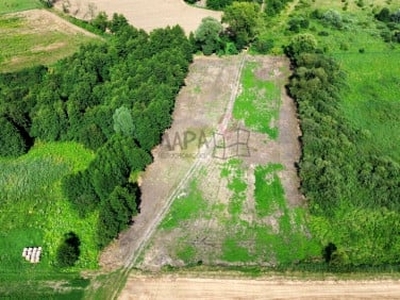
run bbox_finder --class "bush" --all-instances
[0,117,27,157]
[253,37,274,54]
[375,8,391,23]
[285,33,318,60]
[322,9,343,29]
[56,232,81,268]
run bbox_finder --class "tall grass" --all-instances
[0,142,97,280]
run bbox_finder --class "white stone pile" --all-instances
[22,247,42,263]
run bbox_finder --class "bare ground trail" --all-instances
[120,276,400,300]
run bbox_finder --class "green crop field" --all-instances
[0,0,41,14]
[0,11,97,72]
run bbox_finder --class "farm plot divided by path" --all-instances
[54,0,222,34]
[135,56,320,271]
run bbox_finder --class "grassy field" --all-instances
[266,0,400,267]
[233,62,281,139]
[148,158,320,267]
[0,10,97,72]
[0,0,41,14]
[0,142,98,297]
[337,52,400,161]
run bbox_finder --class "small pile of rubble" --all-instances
[22,247,42,263]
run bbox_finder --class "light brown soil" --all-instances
[53,0,222,34]
[9,9,97,37]
[120,276,400,300]
[137,55,306,270]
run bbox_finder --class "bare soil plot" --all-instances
[53,0,222,34]
[0,9,97,72]
[120,275,400,300]
[135,55,317,271]
[98,55,311,298]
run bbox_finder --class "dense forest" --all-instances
[0,14,193,251]
[287,34,400,265]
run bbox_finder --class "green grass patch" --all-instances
[222,238,252,262]
[0,142,97,278]
[233,62,281,139]
[222,159,248,216]
[254,164,285,217]
[0,275,89,299]
[0,0,42,14]
[335,51,400,161]
[160,180,207,230]
[177,244,197,262]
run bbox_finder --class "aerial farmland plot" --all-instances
[128,55,320,271]
[0,9,97,72]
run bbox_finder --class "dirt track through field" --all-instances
[99,55,246,299]
[120,276,400,300]
[54,0,222,34]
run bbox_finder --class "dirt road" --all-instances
[120,276,400,300]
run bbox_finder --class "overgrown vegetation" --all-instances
[0,13,193,295]
[287,28,400,266]
[232,61,280,138]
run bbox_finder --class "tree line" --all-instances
[287,34,400,266]
[0,14,193,252]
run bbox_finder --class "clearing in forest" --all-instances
[127,55,320,271]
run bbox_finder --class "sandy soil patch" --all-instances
[53,0,222,34]
[120,276,400,300]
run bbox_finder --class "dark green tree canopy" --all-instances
[222,2,261,48]
[194,17,224,55]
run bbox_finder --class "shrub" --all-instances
[56,232,81,268]
[253,37,274,54]
[323,9,343,29]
